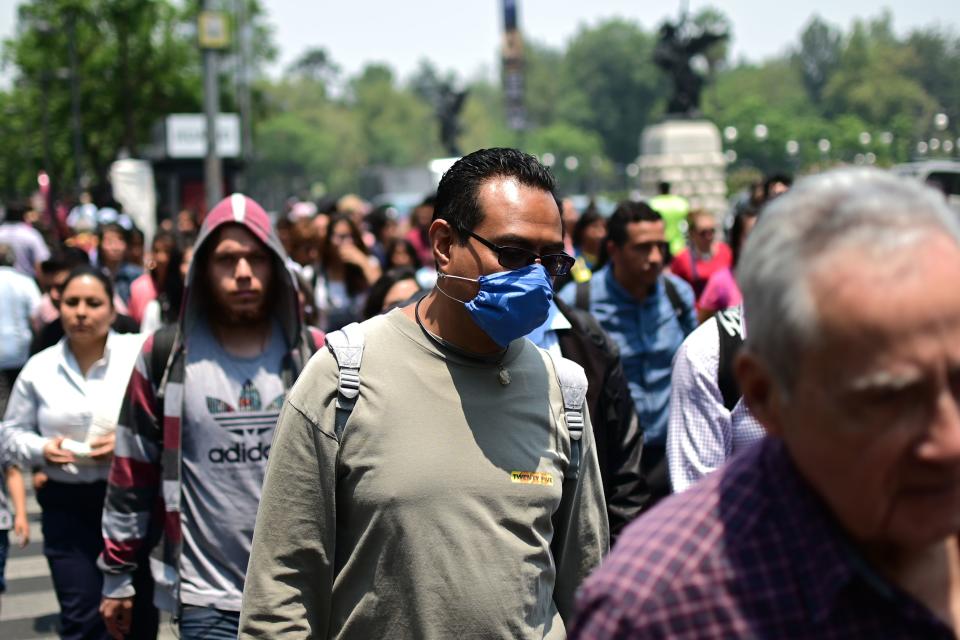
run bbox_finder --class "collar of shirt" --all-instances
[601,265,664,308]
[56,330,118,389]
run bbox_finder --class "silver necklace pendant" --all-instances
[498,366,511,386]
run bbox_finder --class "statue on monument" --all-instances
[653,15,728,117]
[434,81,469,157]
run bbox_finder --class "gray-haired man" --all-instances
[572,169,960,638]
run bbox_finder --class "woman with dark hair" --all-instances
[696,208,760,323]
[312,215,381,331]
[557,207,607,288]
[404,194,436,268]
[383,237,422,270]
[2,266,157,639]
[139,240,190,334]
[362,267,424,320]
[128,231,183,325]
[572,208,606,270]
[96,223,142,307]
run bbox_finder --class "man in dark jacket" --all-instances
[529,297,646,540]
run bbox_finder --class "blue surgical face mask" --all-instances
[437,263,554,347]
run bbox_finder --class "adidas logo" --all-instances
[205,379,285,464]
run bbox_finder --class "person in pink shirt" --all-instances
[698,208,760,323]
[669,209,731,300]
[404,194,437,268]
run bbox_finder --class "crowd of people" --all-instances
[0,146,957,639]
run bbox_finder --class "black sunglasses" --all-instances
[467,230,576,276]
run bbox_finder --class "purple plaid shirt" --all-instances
[570,437,956,639]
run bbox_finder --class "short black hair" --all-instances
[606,200,662,248]
[763,173,793,199]
[98,222,129,244]
[2,200,30,223]
[572,209,604,250]
[363,267,421,320]
[42,247,91,274]
[61,264,115,307]
[657,181,671,195]
[730,208,760,268]
[433,148,557,244]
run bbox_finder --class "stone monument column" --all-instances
[639,120,727,215]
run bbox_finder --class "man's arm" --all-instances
[552,408,610,626]
[239,376,339,638]
[675,276,699,335]
[601,356,646,541]
[2,365,48,466]
[666,325,731,493]
[98,336,165,602]
[6,465,29,547]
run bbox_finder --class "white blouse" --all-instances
[1,331,147,484]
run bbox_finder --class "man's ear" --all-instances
[735,351,786,438]
[605,239,618,261]
[430,219,455,270]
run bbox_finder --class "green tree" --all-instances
[347,64,441,166]
[521,41,565,129]
[821,14,936,128]
[793,16,843,104]
[525,122,610,193]
[903,28,960,142]
[1,0,203,195]
[0,0,274,199]
[559,19,665,164]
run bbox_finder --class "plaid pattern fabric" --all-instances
[666,314,764,493]
[570,437,955,639]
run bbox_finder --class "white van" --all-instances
[892,161,960,212]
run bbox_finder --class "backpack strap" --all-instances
[547,351,589,482]
[662,276,687,323]
[150,325,178,402]
[575,279,591,312]
[715,306,745,412]
[325,322,364,439]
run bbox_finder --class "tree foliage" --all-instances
[1,5,959,203]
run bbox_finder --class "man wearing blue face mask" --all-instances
[239,148,609,639]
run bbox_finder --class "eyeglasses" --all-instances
[466,230,575,276]
[695,227,716,237]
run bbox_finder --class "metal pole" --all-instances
[202,3,224,208]
[236,0,253,167]
[67,11,84,191]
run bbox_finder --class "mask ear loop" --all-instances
[435,271,479,305]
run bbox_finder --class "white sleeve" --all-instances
[2,365,48,466]
[667,321,732,493]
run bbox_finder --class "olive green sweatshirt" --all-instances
[239,309,609,639]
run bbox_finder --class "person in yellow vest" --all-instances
[649,182,690,258]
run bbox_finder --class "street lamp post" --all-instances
[199,6,230,209]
